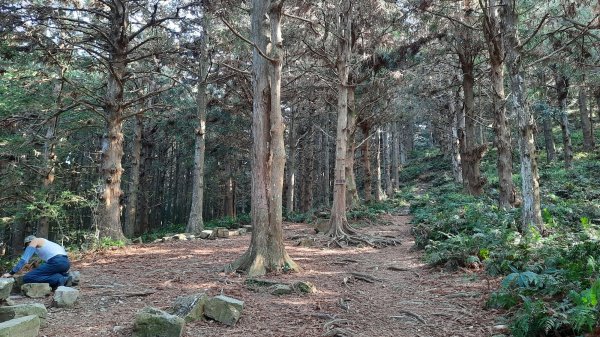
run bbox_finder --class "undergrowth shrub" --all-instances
[404,149,600,336]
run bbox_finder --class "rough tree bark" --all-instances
[482,0,515,208]
[229,0,298,276]
[449,87,463,184]
[501,0,543,232]
[124,109,144,237]
[285,110,296,214]
[360,120,373,203]
[345,87,360,209]
[579,86,594,151]
[187,18,210,234]
[374,127,386,201]
[95,1,130,241]
[555,71,573,169]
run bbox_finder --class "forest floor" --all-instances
[30,215,501,337]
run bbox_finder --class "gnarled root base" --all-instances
[325,220,400,249]
[226,249,300,278]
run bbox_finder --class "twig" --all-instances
[390,310,427,324]
[349,272,383,283]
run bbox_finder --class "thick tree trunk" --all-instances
[224,173,236,218]
[579,87,594,151]
[345,87,359,209]
[501,0,543,232]
[483,1,515,208]
[124,112,143,237]
[459,58,486,195]
[187,27,209,233]
[95,1,128,241]
[230,0,297,276]
[555,72,573,169]
[327,0,355,237]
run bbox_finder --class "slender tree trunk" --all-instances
[483,0,514,208]
[300,125,315,213]
[187,22,209,233]
[450,88,463,184]
[374,127,385,201]
[323,117,331,208]
[391,121,400,190]
[231,0,297,276]
[285,111,296,214]
[360,121,372,203]
[384,124,393,196]
[555,72,573,169]
[224,173,236,218]
[579,86,594,151]
[501,0,543,231]
[96,2,129,241]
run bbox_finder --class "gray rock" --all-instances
[11,276,24,294]
[269,284,293,296]
[68,271,81,286]
[204,295,244,326]
[0,278,14,300]
[237,228,247,235]
[171,292,208,322]
[185,234,196,240]
[53,286,79,307]
[293,281,317,294]
[0,315,40,337]
[153,239,162,243]
[133,307,185,337]
[172,234,187,241]
[0,303,47,324]
[21,283,51,298]
[132,237,143,244]
[161,236,173,242]
[215,227,230,238]
[199,230,214,240]
[242,225,253,232]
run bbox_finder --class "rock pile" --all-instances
[0,271,80,336]
[152,227,250,244]
[133,293,245,337]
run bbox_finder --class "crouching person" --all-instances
[2,235,72,289]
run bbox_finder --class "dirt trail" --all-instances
[32,215,498,337]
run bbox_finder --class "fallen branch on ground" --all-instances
[390,310,427,324]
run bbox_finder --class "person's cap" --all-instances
[23,235,36,244]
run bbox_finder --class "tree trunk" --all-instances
[384,124,393,196]
[224,173,236,218]
[300,124,315,213]
[187,23,209,234]
[374,127,386,201]
[285,110,296,214]
[501,0,543,232]
[95,1,129,241]
[579,86,594,151]
[124,111,143,237]
[345,87,359,209]
[327,0,355,238]
[483,0,515,208]
[360,120,372,203]
[323,117,331,208]
[391,121,400,190]
[450,87,463,184]
[555,72,573,169]
[230,0,297,276]
[459,56,486,195]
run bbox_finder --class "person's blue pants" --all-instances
[23,255,70,288]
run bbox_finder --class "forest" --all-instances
[1,0,599,336]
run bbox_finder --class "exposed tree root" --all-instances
[390,310,427,324]
[349,272,383,283]
[325,217,400,248]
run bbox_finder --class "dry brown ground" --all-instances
[26,215,501,337]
